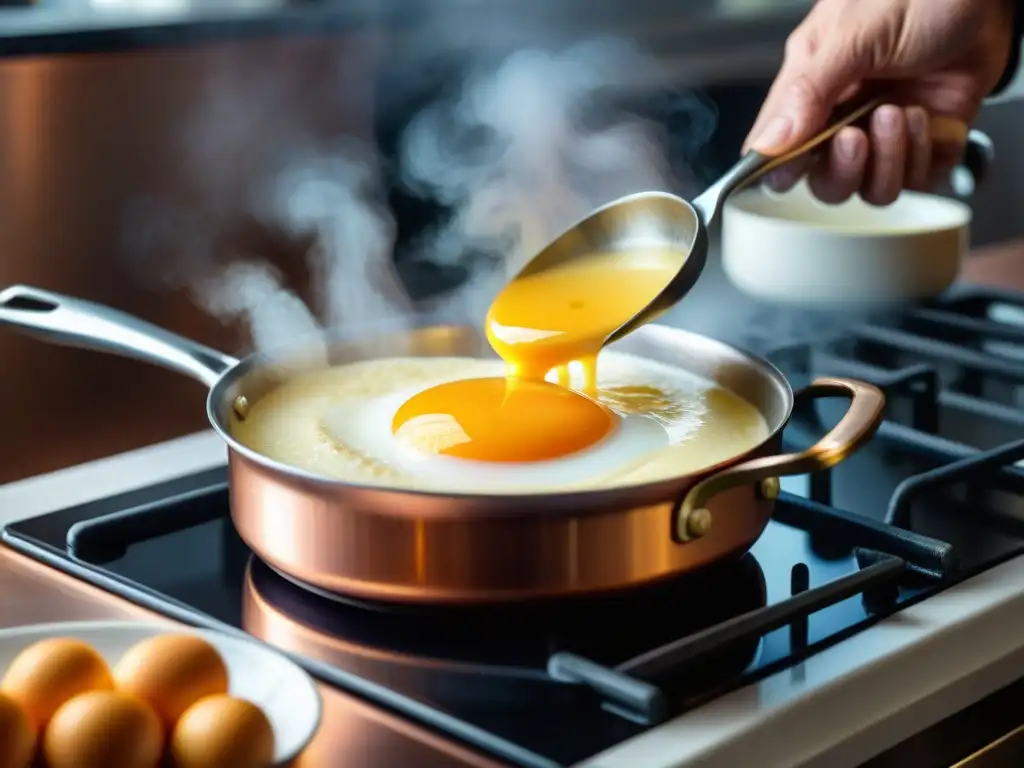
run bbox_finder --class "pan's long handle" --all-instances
[0,285,239,388]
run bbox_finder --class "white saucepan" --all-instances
[722,180,972,307]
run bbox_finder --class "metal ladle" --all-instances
[508,97,884,346]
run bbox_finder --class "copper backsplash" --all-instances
[0,34,378,482]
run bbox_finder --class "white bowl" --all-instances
[0,621,321,766]
[721,180,972,307]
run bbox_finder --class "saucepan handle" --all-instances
[673,377,885,542]
[0,284,238,388]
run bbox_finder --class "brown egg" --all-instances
[0,691,35,768]
[170,694,275,768]
[0,638,114,731]
[43,690,163,768]
[114,634,229,728]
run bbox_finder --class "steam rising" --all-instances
[396,40,694,325]
[265,146,412,330]
[198,263,326,363]
[125,36,860,360]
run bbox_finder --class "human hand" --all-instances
[744,0,1016,205]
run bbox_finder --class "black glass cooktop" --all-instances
[7,286,1024,767]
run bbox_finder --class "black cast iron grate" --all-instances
[542,287,1024,725]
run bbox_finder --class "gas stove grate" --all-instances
[546,491,941,725]
[541,286,1024,726]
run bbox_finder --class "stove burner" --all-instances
[244,554,767,720]
[248,552,767,664]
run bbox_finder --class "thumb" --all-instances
[747,39,871,156]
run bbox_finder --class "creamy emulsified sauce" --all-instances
[230,352,771,493]
[231,246,771,494]
[389,249,684,465]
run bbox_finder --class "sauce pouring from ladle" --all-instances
[484,96,885,392]
[390,99,883,465]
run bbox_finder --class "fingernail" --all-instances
[875,106,900,136]
[835,131,860,163]
[907,107,928,138]
[753,116,794,153]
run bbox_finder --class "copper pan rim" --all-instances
[219,430,783,521]
[0,284,794,506]
[205,319,797,510]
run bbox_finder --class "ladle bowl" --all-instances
[503,190,705,347]
[504,97,884,343]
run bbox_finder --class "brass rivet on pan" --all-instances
[686,507,713,539]
[759,477,781,501]
[233,396,250,421]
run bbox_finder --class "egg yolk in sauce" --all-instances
[392,249,679,463]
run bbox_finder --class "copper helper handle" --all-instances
[674,377,886,542]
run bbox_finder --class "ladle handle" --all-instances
[746,97,886,184]
[0,285,238,388]
[692,97,883,223]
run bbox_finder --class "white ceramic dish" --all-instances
[721,180,972,307]
[0,620,321,765]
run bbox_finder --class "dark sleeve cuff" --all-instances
[991,0,1024,96]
